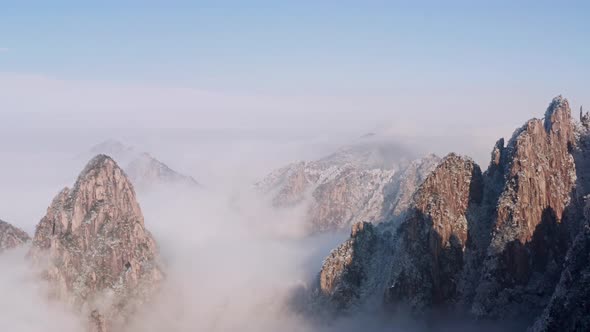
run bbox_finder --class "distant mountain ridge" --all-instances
[88,140,200,191]
[257,137,440,233]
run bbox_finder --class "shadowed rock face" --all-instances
[318,222,380,310]
[529,222,590,332]
[316,154,482,312]
[313,96,590,330]
[0,219,30,251]
[386,154,484,311]
[29,154,163,332]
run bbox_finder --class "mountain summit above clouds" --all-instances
[88,140,200,191]
[257,137,440,233]
[312,96,590,331]
[29,154,163,332]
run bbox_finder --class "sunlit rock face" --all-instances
[527,105,590,332]
[0,219,30,251]
[313,96,590,330]
[472,96,577,319]
[29,155,163,332]
[258,139,440,233]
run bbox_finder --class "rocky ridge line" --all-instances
[313,96,590,330]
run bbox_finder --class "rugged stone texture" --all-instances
[257,142,439,233]
[313,96,590,330]
[30,155,163,332]
[472,96,577,319]
[384,154,442,219]
[308,167,398,232]
[314,154,482,313]
[318,222,380,310]
[0,219,30,251]
[385,154,484,311]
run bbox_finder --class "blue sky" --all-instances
[0,0,588,162]
[2,1,588,95]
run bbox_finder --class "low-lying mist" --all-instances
[0,130,516,332]
[0,247,83,331]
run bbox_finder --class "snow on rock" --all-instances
[311,96,590,331]
[29,155,163,332]
[257,139,440,233]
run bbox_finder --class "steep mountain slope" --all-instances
[29,155,163,332]
[0,219,30,251]
[89,140,199,192]
[472,95,577,319]
[529,222,590,331]
[312,96,590,330]
[257,139,440,233]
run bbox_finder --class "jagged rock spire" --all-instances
[313,96,589,330]
[30,154,163,332]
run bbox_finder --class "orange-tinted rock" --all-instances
[473,96,577,318]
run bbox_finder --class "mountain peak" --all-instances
[79,154,118,174]
[544,95,572,133]
[30,155,162,331]
[87,142,200,191]
[312,96,586,328]
[0,219,30,251]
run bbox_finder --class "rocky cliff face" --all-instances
[385,154,484,311]
[313,96,590,330]
[472,96,577,319]
[257,140,439,233]
[0,219,30,251]
[316,154,485,312]
[318,222,379,309]
[29,155,163,332]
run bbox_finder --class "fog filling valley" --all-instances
[0,124,527,332]
[0,130,390,331]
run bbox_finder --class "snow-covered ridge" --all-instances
[257,138,440,233]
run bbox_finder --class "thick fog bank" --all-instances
[0,130,524,332]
